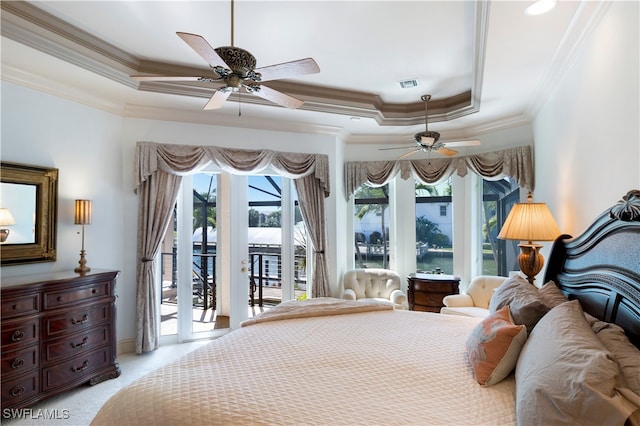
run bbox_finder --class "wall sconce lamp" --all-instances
[0,208,16,243]
[74,199,92,274]
[498,193,561,284]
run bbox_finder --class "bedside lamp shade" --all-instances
[74,200,92,225]
[498,193,561,284]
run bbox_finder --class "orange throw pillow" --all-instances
[466,305,527,386]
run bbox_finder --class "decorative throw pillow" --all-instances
[538,280,569,307]
[466,305,527,387]
[489,274,550,334]
[515,300,636,426]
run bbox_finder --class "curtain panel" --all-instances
[344,145,533,197]
[134,141,331,353]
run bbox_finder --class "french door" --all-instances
[159,171,303,343]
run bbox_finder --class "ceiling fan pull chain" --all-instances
[238,90,242,117]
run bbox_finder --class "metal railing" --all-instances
[161,250,307,310]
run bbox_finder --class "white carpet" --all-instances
[1,341,210,426]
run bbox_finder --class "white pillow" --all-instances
[515,300,637,426]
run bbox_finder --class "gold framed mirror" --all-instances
[1,162,58,265]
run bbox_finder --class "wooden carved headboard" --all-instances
[543,190,640,348]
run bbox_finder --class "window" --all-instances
[481,178,520,275]
[353,184,390,269]
[415,180,453,274]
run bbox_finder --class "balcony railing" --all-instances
[161,250,307,310]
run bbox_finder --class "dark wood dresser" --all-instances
[407,273,460,312]
[1,269,120,410]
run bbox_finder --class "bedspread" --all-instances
[91,299,516,426]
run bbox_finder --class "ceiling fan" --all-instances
[380,94,480,159]
[130,0,319,110]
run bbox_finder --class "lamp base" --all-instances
[517,243,544,285]
[74,249,91,274]
[0,228,9,243]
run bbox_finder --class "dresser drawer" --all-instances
[42,303,110,339]
[1,294,39,319]
[411,280,456,293]
[413,291,447,307]
[43,326,109,363]
[1,319,39,349]
[1,370,39,407]
[43,281,111,310]
[41,346,111,391]
[1,344,39,378]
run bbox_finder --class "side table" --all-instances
[407,273,460,312]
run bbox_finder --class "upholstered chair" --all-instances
[342,268,407,309]
[440,275,507,317]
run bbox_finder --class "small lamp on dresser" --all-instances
[0,208,16,243]
[74,199,92,273]
[497,193,561,285]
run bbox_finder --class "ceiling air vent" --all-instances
[398,79,419,89]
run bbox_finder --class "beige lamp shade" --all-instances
[74,200,92,225]
[0,208,16,226]
[498,195,561,243]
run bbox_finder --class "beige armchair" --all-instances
[440,275,507,317]
[342,268,407,309]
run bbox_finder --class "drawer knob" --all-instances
[71,360,89,373]
[57,296,65,302]
[12,304,22,311]
[11,358,25,369]
[10,385,25,397]
[70,337,89,349]
[71,314,89,325]
[92,288,99,294]
[11,330,25,342]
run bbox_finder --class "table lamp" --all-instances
[0,208,16,243]
[498,193,561,284]
[74,199,92,273]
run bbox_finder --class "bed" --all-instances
[92,191,640,426]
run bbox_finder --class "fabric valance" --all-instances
[344,145,533,197]
[134,141,331,197]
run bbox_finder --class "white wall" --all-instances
[533,1,639,237]
[1,82,124,277]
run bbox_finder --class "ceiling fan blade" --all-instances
[203,90,231,110]
[130,75,204,82]
[443,139,481,147]
[399,149,421,159]
[437,147,458,157]
[252,85,304,109]
[255,58,320,82]
[176,32,227,68]
[379,145,420,151]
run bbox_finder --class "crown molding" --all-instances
[1,0,489,126]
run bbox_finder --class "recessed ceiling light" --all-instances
[525,0,557,16]
[398,79,419,89]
